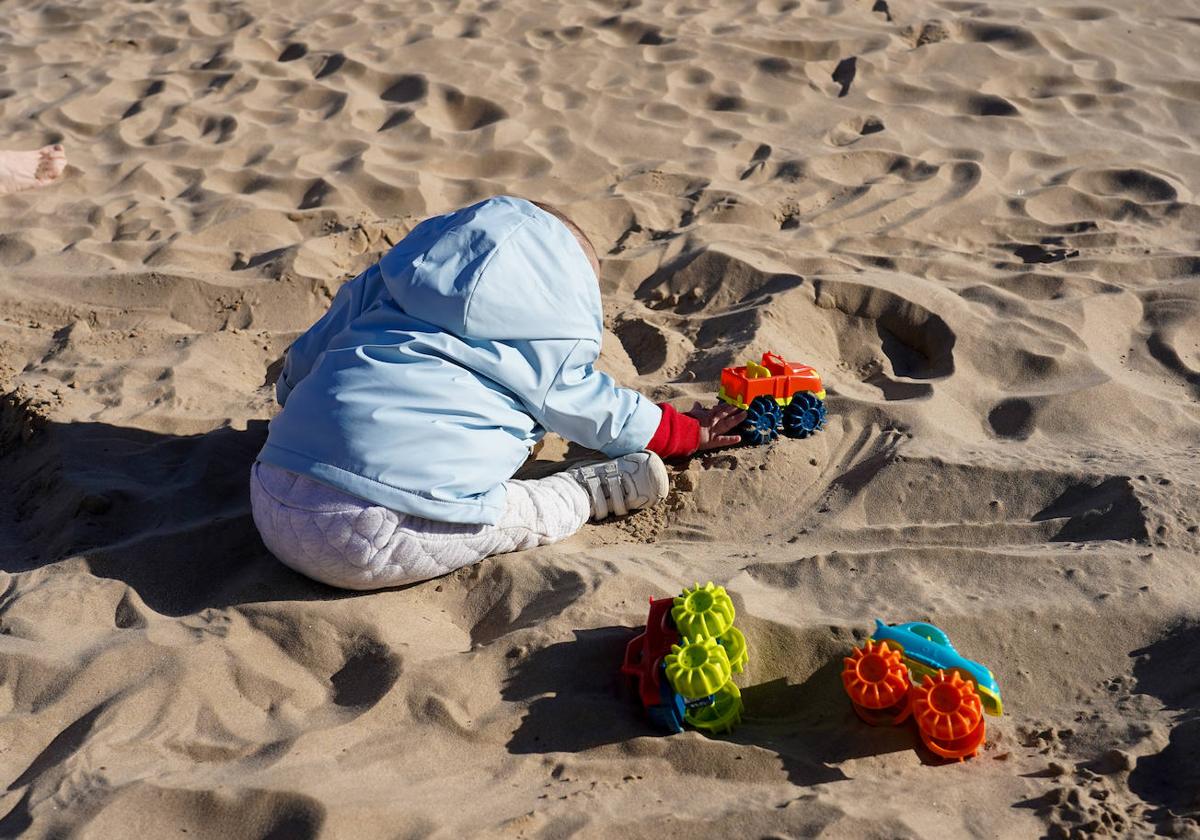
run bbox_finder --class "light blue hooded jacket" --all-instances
[258,196,662,525]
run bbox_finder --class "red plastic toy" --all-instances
[717,351,827,444]
[621,584,748,735]
[621,596,686,732]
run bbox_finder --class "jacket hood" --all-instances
[378,196,602,343]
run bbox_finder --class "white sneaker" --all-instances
[566,451,670,521]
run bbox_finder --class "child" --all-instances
[250,196,745,590]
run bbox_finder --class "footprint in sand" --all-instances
[0,144,67,195]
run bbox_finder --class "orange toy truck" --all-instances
[717,351,826,444]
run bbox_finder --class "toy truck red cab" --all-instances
[620,597,686,732]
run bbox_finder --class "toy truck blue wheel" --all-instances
[782,392,825,439]
[739,396,782,445]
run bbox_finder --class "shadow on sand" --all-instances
[1128,622,1200,823]
[0,410,349,614]
[0,402,592,614]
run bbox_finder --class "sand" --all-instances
[2,0,1199,836]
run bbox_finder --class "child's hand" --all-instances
[685,402,747,451]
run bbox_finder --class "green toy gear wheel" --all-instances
[684,681,743,734]
[664,635,733,700]
[672,581,736,640]
[716,626,748,674]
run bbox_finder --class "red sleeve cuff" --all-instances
[646,403,701,459]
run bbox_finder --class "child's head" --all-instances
[528,200,600,279]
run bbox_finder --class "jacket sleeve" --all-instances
[277,266,380,406]
[531,340,662,457]
[646,403,701,459]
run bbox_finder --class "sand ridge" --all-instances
[2,0,1200,836]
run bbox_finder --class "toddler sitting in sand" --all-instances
[251,196,745,590]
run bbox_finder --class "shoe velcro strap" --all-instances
[585,475,608,520]
[606,474,627,517]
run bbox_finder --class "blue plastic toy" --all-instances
[870,620,1003,716]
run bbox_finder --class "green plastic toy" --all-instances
[672,581,735,638]
[717,625,748,673]
[659,581,749,733]
[665,635,732,699]
[685,682,743,734]
[623,581,750,735]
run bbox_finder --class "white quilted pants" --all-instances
[249,460,590,590]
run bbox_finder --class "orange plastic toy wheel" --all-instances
[842,640,912,726]
[911,671,986,760]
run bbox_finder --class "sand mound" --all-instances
[3,0,1200,836]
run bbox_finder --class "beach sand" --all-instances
[2,0,1199,836]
